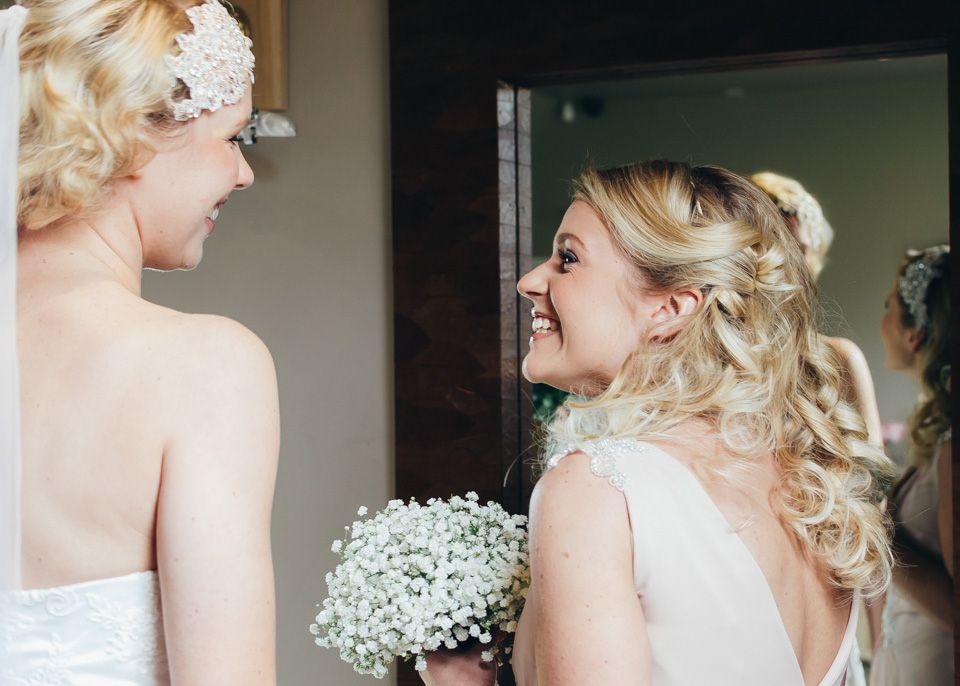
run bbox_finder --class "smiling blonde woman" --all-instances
[422,160,893,686]
[0,2,278,683]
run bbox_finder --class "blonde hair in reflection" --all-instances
[751,171,834,279]
[17,0,204,231]
[547,161,893,597]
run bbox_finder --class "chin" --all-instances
[174,245,205,271]
[180,254,203,271]
[521,355,550,386]
[521,360,569,393]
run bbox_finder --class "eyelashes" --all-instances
[557,248,578,270]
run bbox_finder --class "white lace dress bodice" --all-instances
[0,570,170,685]
[512,438,859,686]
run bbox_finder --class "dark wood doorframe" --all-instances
[496,84,534,516]
[390,4,959,684]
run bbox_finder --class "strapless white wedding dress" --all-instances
[0,570,170,685]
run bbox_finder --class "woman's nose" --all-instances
[235,149,255,189]
[517,260,549,300]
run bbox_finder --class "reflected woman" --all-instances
[870,245,952,686]
[423,161,893,686]
[1,1,279,683]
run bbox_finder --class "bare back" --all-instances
[654,436,850,684]
[19,240,206,588]
[16,224,281,682]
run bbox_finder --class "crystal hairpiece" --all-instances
[165,0,255,122]
[898,245,949,330]
[771,190,826,251]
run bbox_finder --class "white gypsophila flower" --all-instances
[311,492,531,678]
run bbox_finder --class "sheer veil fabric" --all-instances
[0,3,26,593]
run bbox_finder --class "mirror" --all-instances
[523,54,948,677]
[389,4,956,684]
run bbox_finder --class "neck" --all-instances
[19,200,145,297]
[902,360,924,383]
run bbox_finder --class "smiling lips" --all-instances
[207,197,229,223]
[531,309,559,341]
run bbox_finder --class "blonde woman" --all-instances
[0,1,278,683]
[870,246,951,686]
[423,161,893,686]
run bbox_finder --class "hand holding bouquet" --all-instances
[310,492,530,678]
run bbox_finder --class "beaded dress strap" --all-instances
[545,438,647,491]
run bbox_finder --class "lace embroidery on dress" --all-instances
[546,437,646,491]
[87,580,165,674]
[0,572,169,685]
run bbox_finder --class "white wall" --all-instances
[144,0,394,683]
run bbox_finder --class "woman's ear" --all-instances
[908,328,927,353]
[670,287,703,318]
[649,286,703,339]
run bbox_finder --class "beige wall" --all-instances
[144,0,394,683]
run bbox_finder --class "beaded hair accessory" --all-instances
[898,244,949,330]
[770,189,826,251]
[165,0,255,121]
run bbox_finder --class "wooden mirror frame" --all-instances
[390,3,958,683]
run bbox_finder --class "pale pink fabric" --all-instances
[513,439,858,686]
[870,440,953,686]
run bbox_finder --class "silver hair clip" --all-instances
[898,245,949,330]
[165,0,255,122]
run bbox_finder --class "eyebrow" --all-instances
[554,232,584,250]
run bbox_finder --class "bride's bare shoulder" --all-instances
[141,307,275,390]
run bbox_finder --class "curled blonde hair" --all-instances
[547,161,892,597]
[17,0,204,231]
[897,247,951,466]
[751,171,834,279]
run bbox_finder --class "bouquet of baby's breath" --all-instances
[310,492,530,678]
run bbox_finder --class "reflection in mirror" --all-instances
[530,55,947,466]
[526,55,948,679]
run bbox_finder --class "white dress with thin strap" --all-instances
[512,438,859,686]
[869,438,953,686]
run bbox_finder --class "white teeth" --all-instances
[531,316,559,333]
[208,207,220,221]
